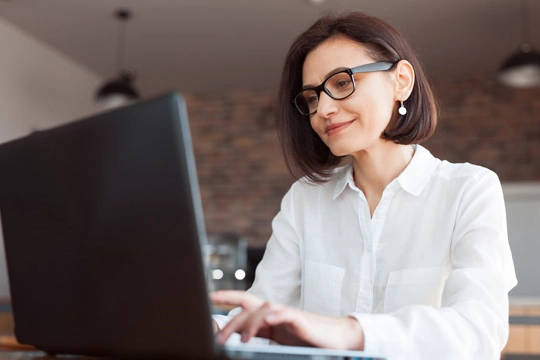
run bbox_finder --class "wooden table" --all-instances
[0,349,112,360]
[0,350,62,360]
[0,337,102,360]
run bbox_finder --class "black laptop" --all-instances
[0,93,384,360]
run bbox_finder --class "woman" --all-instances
[211,11,517,360]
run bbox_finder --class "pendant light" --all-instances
[498,0,540,88]
[95,9,140,108]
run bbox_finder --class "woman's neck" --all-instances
[351,143,415,216]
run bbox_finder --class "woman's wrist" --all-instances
[344,316,364,350]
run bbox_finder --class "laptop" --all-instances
[0,92,384,360]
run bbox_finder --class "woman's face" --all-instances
[302,36,397,157]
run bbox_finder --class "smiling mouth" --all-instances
[326,120,354,135]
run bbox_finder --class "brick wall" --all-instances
[185,74,540,247]
[426,75,540,180]
[186,92,293,248]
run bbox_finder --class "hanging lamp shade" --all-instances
[498,0,540,88]
[95,9,140,107]
[96,70,139,107]
[498,43,540,88]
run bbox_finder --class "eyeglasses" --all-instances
[292,61,397,116]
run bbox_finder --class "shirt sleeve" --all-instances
[212,184,303,329]
[246,185,303,305]
[351,170,518,360]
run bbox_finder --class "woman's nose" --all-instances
[316,91,339,118]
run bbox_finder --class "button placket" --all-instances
[355,192,374,312]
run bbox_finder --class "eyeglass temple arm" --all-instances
[351,61,397,74]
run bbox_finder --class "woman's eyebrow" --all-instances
[302,66,350,90]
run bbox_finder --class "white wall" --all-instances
[503,183,540,304]
[0,17,103,300]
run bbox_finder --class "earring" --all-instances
[398,100,407,115]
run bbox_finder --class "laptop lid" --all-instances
[0,92,218,359]
[0,92,386,360]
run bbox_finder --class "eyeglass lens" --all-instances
[295,71,354,115]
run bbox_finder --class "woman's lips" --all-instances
[325,120,354,135]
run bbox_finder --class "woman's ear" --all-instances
[393,60,415,101]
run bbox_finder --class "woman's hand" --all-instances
[209,290,364,350]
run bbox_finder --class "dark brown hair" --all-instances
[276,11,438,183]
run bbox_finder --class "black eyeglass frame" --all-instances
[292,61,398,116]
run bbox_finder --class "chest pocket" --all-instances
[302,260,345,316]
[384,265,450,313]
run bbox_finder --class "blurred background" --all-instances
[0,0,539,323]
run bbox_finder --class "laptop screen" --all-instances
[0,92,218,358]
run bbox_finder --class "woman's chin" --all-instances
[328,145,354,158]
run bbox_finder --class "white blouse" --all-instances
[216,144,517,360]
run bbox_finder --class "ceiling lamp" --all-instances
[498,0,540,88]
[95,9,140,108]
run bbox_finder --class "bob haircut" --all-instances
[276,11,438,183]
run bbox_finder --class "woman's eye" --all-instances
[306,94,318,104]
[335,79,351,89]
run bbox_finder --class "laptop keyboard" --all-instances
[224,347,384,360]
